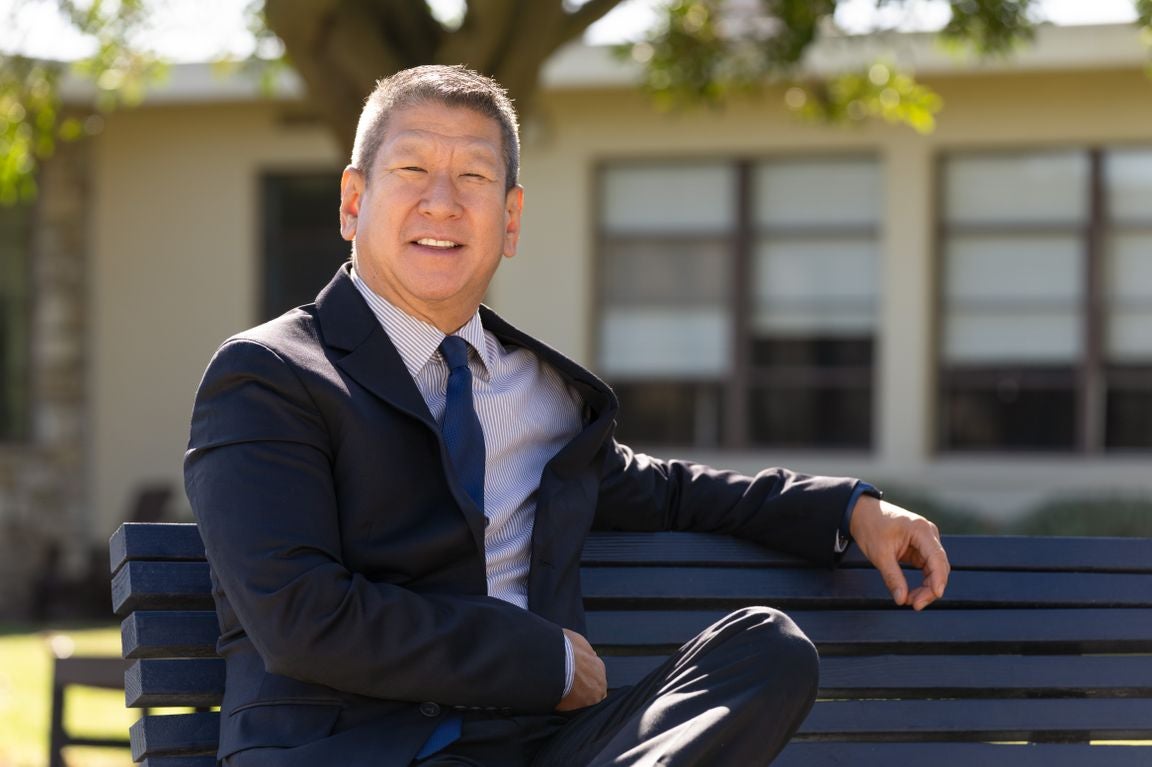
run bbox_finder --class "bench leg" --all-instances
[48,676,67,767]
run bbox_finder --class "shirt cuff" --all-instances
[562,632,575,698]
[836,481,882,553]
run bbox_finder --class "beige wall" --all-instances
[89,66,1152,537]
[90,103,339,536]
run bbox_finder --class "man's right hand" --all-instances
[556,629,607,711]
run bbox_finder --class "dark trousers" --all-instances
[417,606,819,767]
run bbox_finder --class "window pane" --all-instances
[754,158,881,227]
[940,375,1077,450]
[1106,233,1152,302]
[613,382,723,446]
[943,235,1081,302]
[751,338,873,368]
[263,172,348,320]
[599,308,729,377]
[752,239,877,334]
[944,310,1081,363]
[602,164,734,233]
[944,152,1088,225]
[1108,309,1152,360]
[601,238,729,306]
[749,384,871,448]
[1106,149,1152,223]
[1106,369,1152,449]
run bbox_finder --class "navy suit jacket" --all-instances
[185,264,857,766]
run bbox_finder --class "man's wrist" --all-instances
[837,482,882,552]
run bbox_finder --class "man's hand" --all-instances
[556,629,607,711]
[850,495,950,611]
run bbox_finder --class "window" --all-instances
[597,157,882,449]
[262,172,349,320]
[938,149,1152,452]
[0,200,31,441]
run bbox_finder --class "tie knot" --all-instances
[439,335,471,371]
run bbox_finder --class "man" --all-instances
[186,64,949,767]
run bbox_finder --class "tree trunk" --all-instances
[262,0,622,160]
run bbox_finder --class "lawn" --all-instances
[0,624,135,767]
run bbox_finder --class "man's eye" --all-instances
[400,166,425,173]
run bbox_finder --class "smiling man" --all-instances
[185,65,949,767]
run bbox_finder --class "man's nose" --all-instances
[419,172,462,217]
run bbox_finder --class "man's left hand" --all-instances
[849,496,950,611]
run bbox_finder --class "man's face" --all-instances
[339,101,523,332]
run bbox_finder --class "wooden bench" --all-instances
[47,655,133,767]
[110,521,1152,766]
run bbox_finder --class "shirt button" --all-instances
[419,702,441,717]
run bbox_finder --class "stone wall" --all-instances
[0,137,92,619]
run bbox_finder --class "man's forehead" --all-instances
[384,127,500,156]
[381,105,503,156]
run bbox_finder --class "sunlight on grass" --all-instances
[0,624,135,767]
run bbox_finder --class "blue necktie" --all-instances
[414,336,481,760]
[438,335,485,513]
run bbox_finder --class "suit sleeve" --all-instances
[593,439,858,567]
[185,338,566,711]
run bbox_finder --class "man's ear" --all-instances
[339,166,364,241]
[503,184,524,259]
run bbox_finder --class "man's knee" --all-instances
[712,607,819,699]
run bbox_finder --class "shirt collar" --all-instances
[350,266,493,382]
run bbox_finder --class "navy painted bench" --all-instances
[110,522,1152,765]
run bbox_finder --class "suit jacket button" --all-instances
[419,702,441,717]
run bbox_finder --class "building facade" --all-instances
[1,23,1150,613]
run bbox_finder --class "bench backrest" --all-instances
[110,522,1152,766]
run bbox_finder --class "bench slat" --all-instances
[587,608,1152,653]
[112,561,214,616]
[581,567,1152,608]
[126,659,224,708]
[122,611,220,659]
[130,712,220,761]
[602,654,1152,697]
[141,758,217,767]
[581,532,1152,573]
[114,525,1152,575]
[797,697,1152,740]
[775,742,1152,767]
[110,523,207,574]
[124,654,1152,709]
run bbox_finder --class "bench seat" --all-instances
[110,522,1152,766]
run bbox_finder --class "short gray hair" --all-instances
[350,65,520,190]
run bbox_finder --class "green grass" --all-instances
[0,624,136,767]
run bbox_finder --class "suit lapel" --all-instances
[314,266,487,549]
[315,265,435,428]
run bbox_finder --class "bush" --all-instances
[1010,497,1152,537]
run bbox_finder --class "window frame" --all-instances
[594,153,882,451]
[935,146,1152,454]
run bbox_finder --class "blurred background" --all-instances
[1,0,1151,764]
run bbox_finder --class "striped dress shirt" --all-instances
[351,268,584,692]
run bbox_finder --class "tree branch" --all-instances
[558,0,622,45]
[438,0,518,70]
[377,0,444,64]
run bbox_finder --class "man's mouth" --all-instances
[415,238,461,249]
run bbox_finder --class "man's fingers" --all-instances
[876,556,910,606]
[904,528,950,610]
[910,527,950,600]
